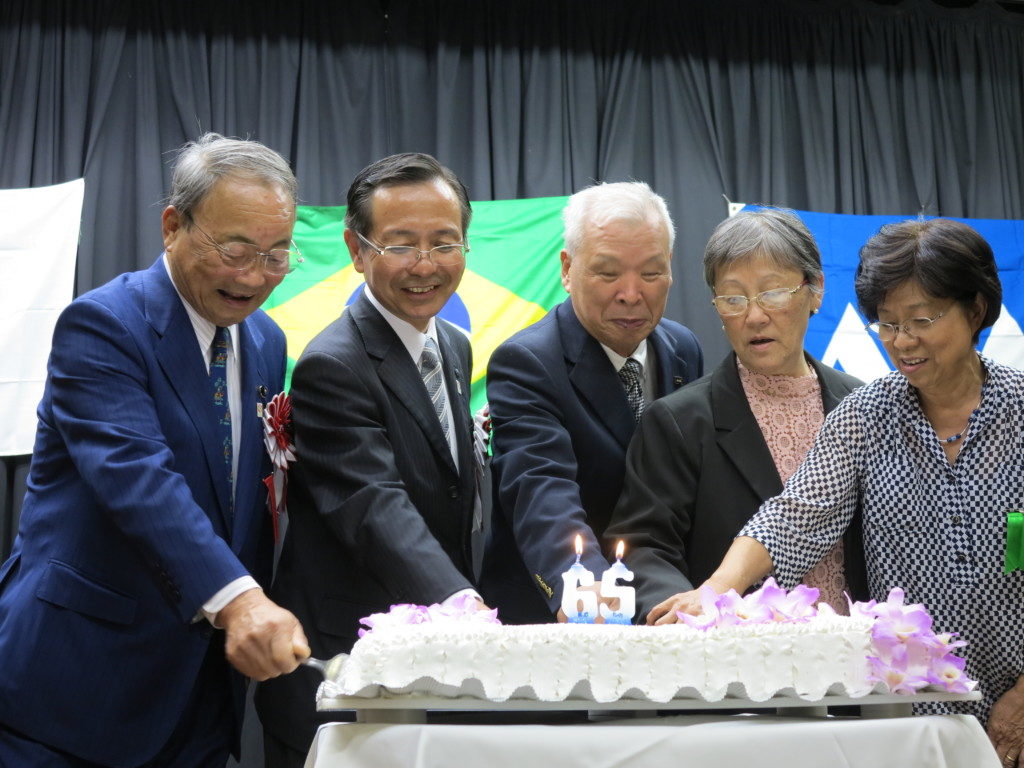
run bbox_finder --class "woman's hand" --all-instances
[646,589,706,625]
[989,676,1024,767]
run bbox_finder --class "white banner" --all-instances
[0,179,84,456]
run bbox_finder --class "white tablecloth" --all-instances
[305,713,999,768]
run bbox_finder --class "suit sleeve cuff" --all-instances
[198,576,261,627]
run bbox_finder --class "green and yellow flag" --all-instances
[263,196,570,411]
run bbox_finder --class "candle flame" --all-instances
[615,540,624,560]
[574,534,583,557]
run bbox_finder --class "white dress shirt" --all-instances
[163,256,259,623]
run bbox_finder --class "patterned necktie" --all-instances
[419,337,452,441]
[210,326,233,499]
[619,357,645,422]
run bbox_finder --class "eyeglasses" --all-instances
[865,305,952,342]
[355,231,468,268]
[191,223,303,276]
[712,282,809,317]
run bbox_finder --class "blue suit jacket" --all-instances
[480,298,703,623]
[0,259,285,766]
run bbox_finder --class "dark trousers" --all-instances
[262,731,308,768]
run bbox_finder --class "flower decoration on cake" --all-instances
[262,391,296,542]
[358,593,501,638]
[860,587,973,695]
[676,579,974,695]
[677,578,821,629]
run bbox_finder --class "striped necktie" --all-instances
[210,326,233,502]
[419,337,451,441]
[618,357,645,422]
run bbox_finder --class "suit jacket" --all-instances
[0,259,284,767]
[604,351,868,620]
[255,291,477,753]
[479,298,703,623]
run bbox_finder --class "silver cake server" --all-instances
[302,653,348,682]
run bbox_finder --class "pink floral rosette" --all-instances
[358,593,501,638]
[676,578,975,696]
[262,391,296,542]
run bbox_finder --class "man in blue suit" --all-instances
[480,182,704,624]
[0,133,308,767]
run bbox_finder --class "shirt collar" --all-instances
[600,338,649,373]
[363,286,439,361]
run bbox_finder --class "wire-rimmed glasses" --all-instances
[191,223,303,276]
[354,231,468,268]
[712,282,810,317]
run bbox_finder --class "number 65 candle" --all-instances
[560,534,598,623]
[599,541,635,624]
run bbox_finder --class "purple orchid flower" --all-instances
[928,654,972,693]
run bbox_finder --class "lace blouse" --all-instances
[738,360,848,613]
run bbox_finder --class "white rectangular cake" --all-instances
[325,616,878,704]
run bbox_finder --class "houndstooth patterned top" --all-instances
[741,355,1024,723]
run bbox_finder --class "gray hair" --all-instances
[703,208,823,291]
[168,132,297,225]
[562,182,675,256]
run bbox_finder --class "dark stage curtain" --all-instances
[4,1,1024,763]
[4,0,1024,555]
[4,0,1024,338]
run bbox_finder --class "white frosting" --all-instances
[328,616,881,703]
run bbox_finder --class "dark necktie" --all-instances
[619,357,645,422]
[210,326,233,500]
[419,337,451,441]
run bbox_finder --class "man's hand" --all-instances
[216,588,309,681]
[989,676,1024,767]
[646,589,704,625]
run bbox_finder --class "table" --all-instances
[318,689,980,722]
[304,712,1000,768]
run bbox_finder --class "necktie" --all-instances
[210,326,233,500]
[619,357,645,422]
[419,337,451,441]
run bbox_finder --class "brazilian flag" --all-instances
[264,196,570,411]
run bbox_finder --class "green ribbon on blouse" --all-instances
[1005,511,1024,574]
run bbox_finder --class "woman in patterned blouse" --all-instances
[675,218,1024,763]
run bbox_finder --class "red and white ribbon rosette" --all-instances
[262,391,296,542]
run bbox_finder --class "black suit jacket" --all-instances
[480,299,703,623]
[255,292,476,753]
[604,352,868,621]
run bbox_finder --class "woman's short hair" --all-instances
[702,207,823,291]
[169,133,297,225]
[855,218,1002,342]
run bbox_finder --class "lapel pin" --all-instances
[673,376,684,387]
